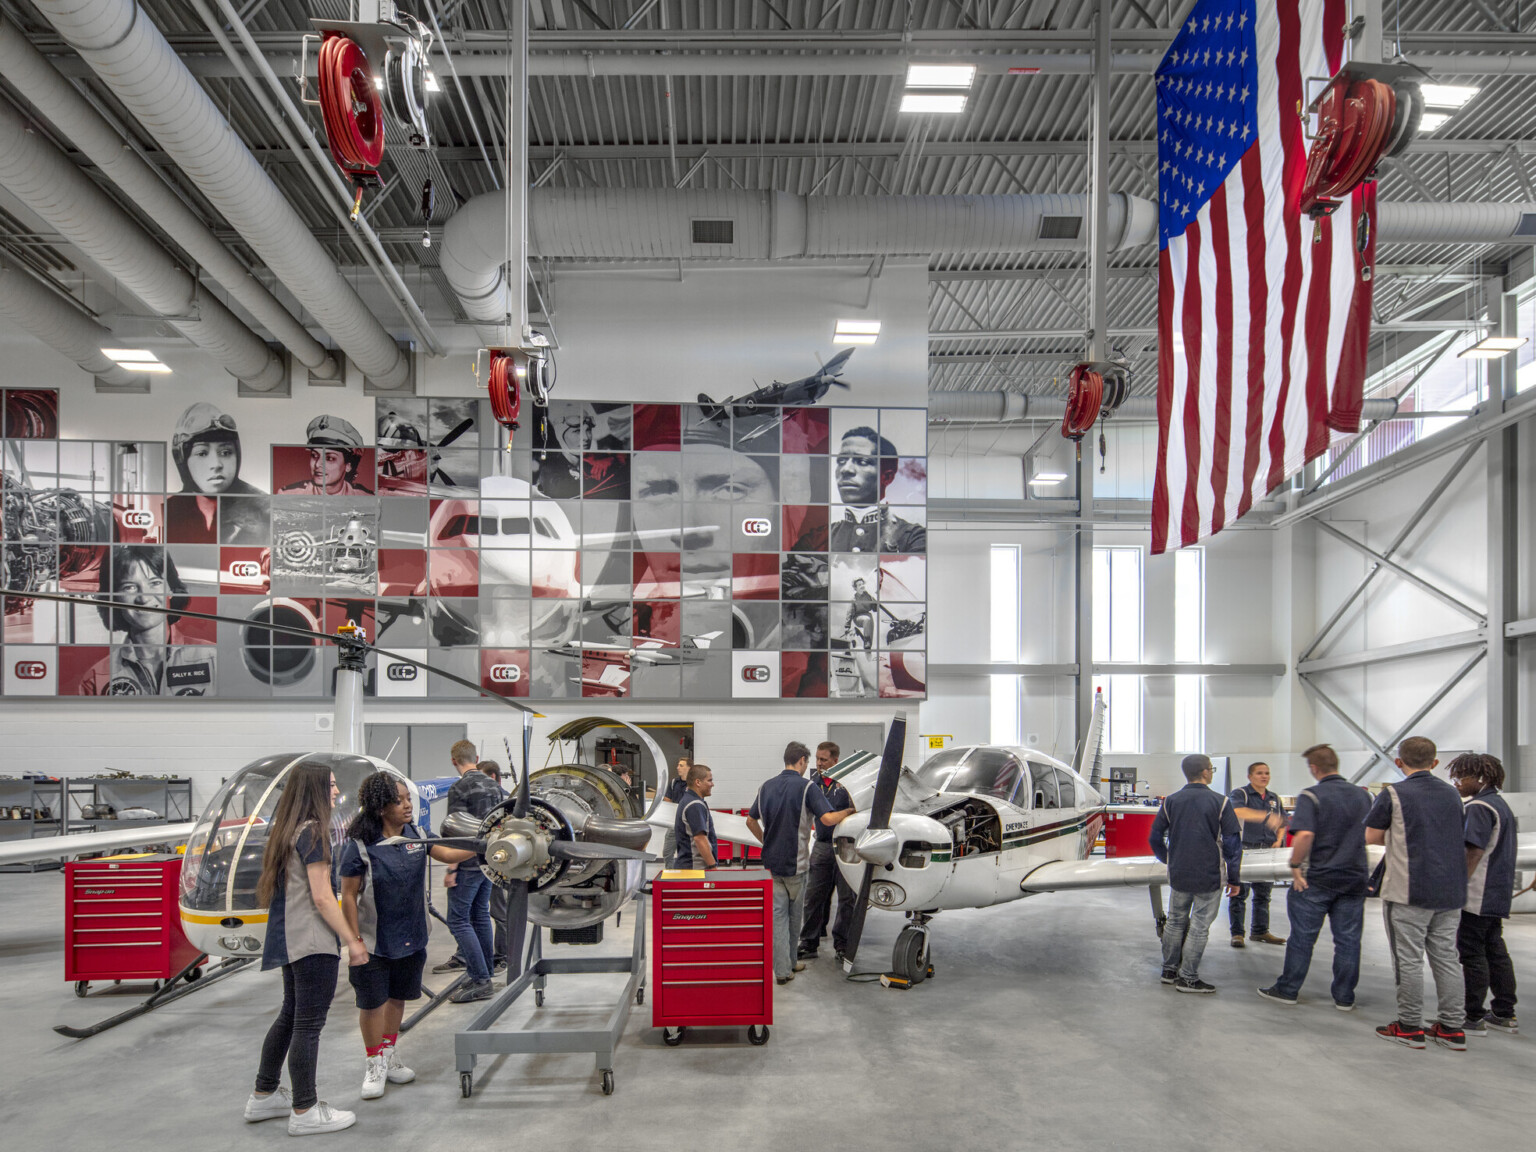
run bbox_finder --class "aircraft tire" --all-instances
[893,927,929,985]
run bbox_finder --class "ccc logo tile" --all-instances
[14,661,49,680]
[741,518,772,536]
[740,664,770,682]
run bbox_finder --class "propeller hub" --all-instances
[854,827,900,868]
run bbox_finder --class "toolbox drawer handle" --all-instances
[73,927,166,935]
[658,924,762,931]
[659,942,760,949]
[662,961,761,968]
[72,942,160,948]
[659,979,763,986]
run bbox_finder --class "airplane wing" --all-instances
[1019,846,1388,893]
[645,800,761,850]
[0,822,198,867]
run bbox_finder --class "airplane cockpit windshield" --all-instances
[179,752,383,914]
[915,747,1030,806]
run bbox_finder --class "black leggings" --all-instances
[254,953,339,1110]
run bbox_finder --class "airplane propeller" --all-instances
[838,712,908,968]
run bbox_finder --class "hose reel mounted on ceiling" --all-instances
[1300,62,1423,219]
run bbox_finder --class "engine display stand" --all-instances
[454,892,646,1098]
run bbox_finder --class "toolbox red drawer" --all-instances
[658,958,766,982]
[656,924,765,947]
[658,979,765,1019]
[65,856,203,985]
[652,871,773,1033]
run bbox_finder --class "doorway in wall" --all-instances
[365,723,467,779]
[827,722,886,760]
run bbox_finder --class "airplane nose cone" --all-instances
[854,827,899,867]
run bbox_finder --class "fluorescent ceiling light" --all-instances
[906,64,976,89]
[101,348,157,362]
[1460,335,1528,359]
[128,362,173,373]
[1420,84,1479,109]
[1028,471,1067,485]
[900,93,967,114]
[424,70,440,93]
[1418,111,1452,133]
[833,333,879,345]
[835,319,882,336]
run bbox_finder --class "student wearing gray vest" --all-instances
[1365,736,1468,1050]
[1450,753,1519,1036]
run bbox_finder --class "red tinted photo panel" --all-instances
[732,553,779,600]
[633,404,681,451]
[782,407,829,454]
[480,648,530,697]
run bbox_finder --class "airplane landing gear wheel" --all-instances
[459,1072,473,1098]
[748,1024,770,1045]
[893,927,929,985]
[663,1026,685,1046]
[601,1069,615,1095]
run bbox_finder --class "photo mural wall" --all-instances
[1,384,926,701]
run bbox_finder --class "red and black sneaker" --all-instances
[1376,1021,1426,1049]
[1429,1023,1466,1051]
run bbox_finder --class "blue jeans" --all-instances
[1228,881,1273,937]
[1161,888,1222,980]
[1272,884,1364,1004]
[446,867,495,983]
[771,873,807,981]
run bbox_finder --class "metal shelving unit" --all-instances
[65,778,193,836]
[0,776,67,872]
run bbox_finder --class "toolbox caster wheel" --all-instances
[74,981,88,998]
[635,987,644,1006]
[663,1026,685,1046]
[460,1072,473,1099]
[535,989,545,1007]
[185,967,201,983]
[601,1069,615,1096]
[748,1025,770,1045]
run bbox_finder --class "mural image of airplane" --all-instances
[696,347,854,433]
[552,629,725,666]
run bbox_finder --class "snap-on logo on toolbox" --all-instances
[14,661,47,680]
[489,663,522,683]
[740,664,770,682]
[671,914,707,921]
[83,889,114,895]
[386,663,418,682]
[122,509,155,528]
[228,560,262,578]
[741,517,771,537]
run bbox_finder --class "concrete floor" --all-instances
[2,871,1532,1151]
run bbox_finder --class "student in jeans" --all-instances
[661,757,691,868]
[1365,736,1468,1050]
[1227,761,1289,948]
[443,739,505,1004]
[746,741,856,984]
[1148,754,1243,994]
[1449,753,1519,1036]
[1257,744,1372,1009]
[339,772,476,1100]
[244,764,368,1137]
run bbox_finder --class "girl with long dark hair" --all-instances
[244,763,368,1136]
[338,771,476,1100]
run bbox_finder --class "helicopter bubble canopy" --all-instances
[179,751,415,958]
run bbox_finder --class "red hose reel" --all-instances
[1300,70,1422,218]
[1061,363,1105,442]
[317,33,385,215]
[487,350,523,432]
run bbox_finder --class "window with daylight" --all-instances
[990,544,1021,662]
[990,674,1021,746]
[1174,548,1205,753]
[1092,546,1143,753]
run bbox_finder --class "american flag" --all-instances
[1150,0,1374,554]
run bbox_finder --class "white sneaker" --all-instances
[244,1087,292,1122]
[384,1045,415,1084]
[287,1102,356,1136]
[361,1054,388,1100]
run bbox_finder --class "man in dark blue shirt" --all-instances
[1365,735,1468,1049]
[1450,753,1519,1035]
[442,740,504,1003]
[798,741,857,962]
[747,741,856,984]
[672,764,719,870]
[1149,754,1242,994]
[660,757,691,867]
[1227,762,1289,948]
[1258,744,1371,1009]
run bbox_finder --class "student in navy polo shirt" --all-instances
[1227,761,1289,948]
[799,741,858,963]
[1365,736,1468,1050]
[746,740,857,984]
[339,772,476,1101]
[661,757,692,867]
[1450,753,1519,1035]
[672,763,719,870]
[1148,754,1243,994]
[1257,744,1372,1010]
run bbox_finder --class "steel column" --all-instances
[1486,291,1520,783]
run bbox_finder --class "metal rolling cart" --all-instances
[0,776,65,872]
[454,895,647,1099]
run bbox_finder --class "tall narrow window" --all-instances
[990,545,1022,745]
[1092,545,1143,753]
[1174,548,1205,752]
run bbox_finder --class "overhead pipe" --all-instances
[927,393,1414,424]
[0,100,285,391]
[30,0,411,389]
[0,17,339,382]
[0,255,143,389]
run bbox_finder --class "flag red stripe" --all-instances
[1207,183,1236,533]
[1179,223,1205,548]
[1301,209,1336,459]
[1264,0,1307,495]
[1152,250,1176,555]
[1236,145,1268,519]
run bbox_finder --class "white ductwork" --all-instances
[0,255,142,389]
[1377,201,1536,244]
[31,0,408,389]
[0,100,285,392]
[0,17,339,382]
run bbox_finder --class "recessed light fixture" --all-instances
[900,93,967,115]
[1028,471,1068,485]
[1420,84,1480,110]
[1418,111,1452,133]
[102,348,172,373]
[1459,335,1528,359]
[834,319,881,345]
[906,64,976,89]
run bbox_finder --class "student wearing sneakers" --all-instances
[1450,753,1519,1036]
[1257,744,1371,1010]
[746,741,857,985]
[339,772,477,1101]
[244,763,368,1137]
[1148,754,1243,994]
[1365,736,1468,1050]
[1227,762,1289,949]
[442,740,504,1004]
[672,764,719,870]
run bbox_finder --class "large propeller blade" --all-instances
[503,878,529,982]
[514,712,532,819]
[547,840,648,862]
[840,712,906,968]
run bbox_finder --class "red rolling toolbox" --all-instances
[1102,806,1160,858]
[652,868,773,1046]
[65,856,204,995]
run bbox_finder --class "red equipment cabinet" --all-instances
[652,868,773,1046]
[1102,806,1160,858]
[65,856,203,995]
